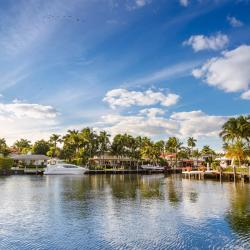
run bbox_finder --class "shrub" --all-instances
[211,161,219,170]
[0,157,14,170]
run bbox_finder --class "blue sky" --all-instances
[0,0,249,150]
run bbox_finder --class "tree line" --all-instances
[220,115,250,167]
[0,115,249,166]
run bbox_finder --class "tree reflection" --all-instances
[226,184,250,235]
[166,175,182,206]
[60,175,107,201]
[139,175,164,199]
[106,174,139,199]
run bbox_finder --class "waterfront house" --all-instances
[10,153,50,167]
[89,154,139,169]
[215,156,232,168]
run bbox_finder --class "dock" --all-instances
[11,167,44,175]
[9,167,182,175]
[182,170,250,182]
[86,168,182,175]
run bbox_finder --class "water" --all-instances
[0,174,250,250]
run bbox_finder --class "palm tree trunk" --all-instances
[175,148,178,170]
[248,164,250,181]
[232,158,236,182]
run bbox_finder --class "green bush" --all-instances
[0,157,14,170]
[211,161,219,170]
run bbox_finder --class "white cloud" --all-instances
[0,102,57,119]
[183,33,229,52]
[103,89,180,109]
[180,0,189,7]
[170,111,227,138]
[0,100,59,144]
[227,16,243,27]
[241,90,250,100]
[192,45,250,95]
[98,109,228,139]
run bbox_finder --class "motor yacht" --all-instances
[141,164,165,171]
[44,161,88,175]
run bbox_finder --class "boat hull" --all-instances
[141,165,165,171]
[44,167,87,175]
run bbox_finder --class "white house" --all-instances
[11,154,50,166]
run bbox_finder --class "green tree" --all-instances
[98,131,111,156]
[80,128,99,159]
[201,145,215,155]
[193,149,201,167]
[111,134,126,158]
[49,134,61,148]
[155,140,165,155]
[63,130,82,156]
[225,141,248,167]
[220,116,250,143]
[166,137,183,168]
[32,140,50,155]
[49,134,62,158]
[187,137,197,157]
[201,145,215,168]
[141,142,160,164]
[0,138,10,156]
[13,139,32,153]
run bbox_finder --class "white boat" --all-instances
[44,162,88,175]
[141,164,165,171]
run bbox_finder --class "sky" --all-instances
[0,0,249,151]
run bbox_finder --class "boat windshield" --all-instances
[62,164,78,168]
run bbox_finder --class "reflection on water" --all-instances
[226,184,250,236]
[0,174,250,249]
[166,175,183,205]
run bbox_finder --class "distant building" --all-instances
[161,153,205,168]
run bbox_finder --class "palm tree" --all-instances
[201,145,215,155]
[224,141,249,180]
[193,149,201,167]
[0,138,9,156]
[49,134,61,148]
[98,131,111,167]
[111,134,124,159]
[80,128,99,159]
[63,130,81,156]
[49,134,61,157]
[13,139,31,153]
[225,141,247,168]
[141,141,159,164]
[155,140,165,155]
[187,137,197,157]
[220,116,250,143]
[166,137,183,169]
[98,131,111,156]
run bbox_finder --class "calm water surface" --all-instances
[0,174,250,249]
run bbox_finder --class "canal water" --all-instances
[0,174,250,249]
